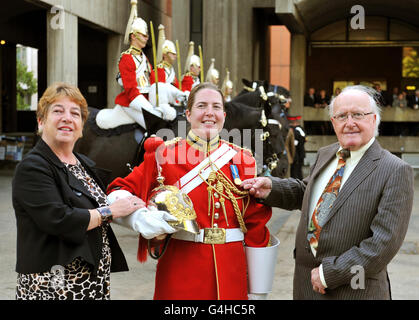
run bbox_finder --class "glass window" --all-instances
[402,47,419,78]
[16,44,38,111]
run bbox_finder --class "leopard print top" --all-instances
[16,160,112,300]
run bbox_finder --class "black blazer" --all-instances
[12,138,128,274]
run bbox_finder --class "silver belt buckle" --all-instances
[203,228,226,244]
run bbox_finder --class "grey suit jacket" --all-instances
[265,140,414,299]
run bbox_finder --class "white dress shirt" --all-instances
[307,138,376,287]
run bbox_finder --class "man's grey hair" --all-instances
[328,85,382,137]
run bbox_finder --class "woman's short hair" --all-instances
[187,82,225,112]
[37,82,89,124]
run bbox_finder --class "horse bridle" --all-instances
[258,110,283,175]
[257,86,287,176]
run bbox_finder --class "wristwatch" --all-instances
[97,206,113,224]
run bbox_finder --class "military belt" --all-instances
[172,228,244,244]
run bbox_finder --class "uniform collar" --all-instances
[186,130,220,153]
[129,45,142,55]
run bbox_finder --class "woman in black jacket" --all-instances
[12,82,146,300]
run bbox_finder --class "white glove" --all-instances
[114,206,177,239]
[150,83,188,105]
[176,91,189,105]
[156,103,177,121]
[107,190,178,239]
[247,293,268,300]
[167,84,188,101]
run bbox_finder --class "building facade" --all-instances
[1,0,419,160]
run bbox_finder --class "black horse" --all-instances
[74,88,287,182]
[225,88,288,177]
[74,107,184,182]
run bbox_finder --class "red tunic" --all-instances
[181,73,200,92]
[115,51,152,107]
[107,135,272,300]
[150,64,180,89]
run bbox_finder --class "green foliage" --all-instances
[16,59,37,111]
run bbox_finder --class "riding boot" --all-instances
[125,95,164,129]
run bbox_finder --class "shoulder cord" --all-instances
[198,160,249,233]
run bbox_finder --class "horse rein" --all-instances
[259,114,281,175]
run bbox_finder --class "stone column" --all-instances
[290,34,306,118]
[46,8,78,85]
[107,34,124,109]
[172,0,190,67]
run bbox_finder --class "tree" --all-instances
[16,59,37,111]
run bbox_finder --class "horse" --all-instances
[224,87,288,177]
[74,87,287,183]
[74,107,187,183]
[237,79,291,134]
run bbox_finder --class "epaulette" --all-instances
[119,48,132,61]
[221,139,253,157]
[120,46,142,59]
[157,61,171,69]
[164,137,182,147]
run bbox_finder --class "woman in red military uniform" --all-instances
[107,83,272,300]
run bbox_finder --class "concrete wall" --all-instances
[35,0,173,108]
[303,106,419,122]
[37,0,128,34]
[172,0,190,76]
[36,0,131,105]
[306,135,419,154]
[202,0,275,95]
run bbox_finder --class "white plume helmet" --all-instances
[162,40,176,56]
[124,0,148,45]
[184,41,195,73]
[206,58,219,83]
[189,55,200,68]
[156,24,166,62]
[222,69,233,94]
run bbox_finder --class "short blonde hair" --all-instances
[37,82,89,125]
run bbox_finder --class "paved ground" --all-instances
[1,168,418,300]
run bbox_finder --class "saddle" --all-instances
[88,107,140,137]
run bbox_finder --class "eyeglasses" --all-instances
[333,112,374,122]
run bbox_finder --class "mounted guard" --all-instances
[96,0,176,131]
[221,69,234,102]
[206,58,220,87]
[148,24,188,108]
[181,41,201,92]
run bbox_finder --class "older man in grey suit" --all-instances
[242,85,414,299]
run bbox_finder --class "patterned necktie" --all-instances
[308,149,350,256]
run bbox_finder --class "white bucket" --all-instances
[245,234,280,294]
